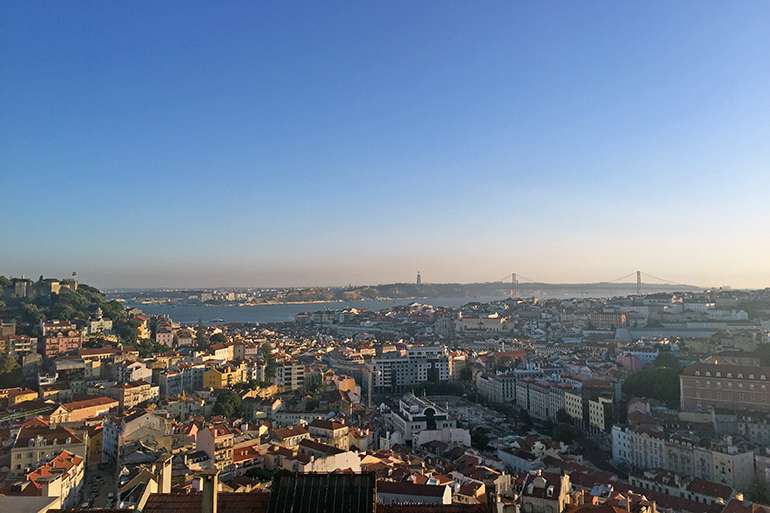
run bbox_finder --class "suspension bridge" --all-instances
[492,271,695,299]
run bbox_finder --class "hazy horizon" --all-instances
[2,3,769,290]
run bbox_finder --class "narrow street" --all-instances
[84,464,118,508]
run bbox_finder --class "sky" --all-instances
[2,2,769,290]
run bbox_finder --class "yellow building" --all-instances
[204,364,239,389]
[0,387,38,407]
[88,425,103,464]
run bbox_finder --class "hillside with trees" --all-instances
[0,276,139,343]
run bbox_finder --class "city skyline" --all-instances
[2,2,769,290]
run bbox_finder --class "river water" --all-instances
[125,297,506,325]
[124,284,670,325]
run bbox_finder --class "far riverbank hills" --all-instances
[106,281,703,306]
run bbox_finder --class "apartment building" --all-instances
[203,364,240,389]
[680,362,770,412]
[197,424,234,471]
[11,424,87,476]
[8,450,85,509]
[157,363,205,396]
[40,329,82,358]
[612,425,757,491]
[364,345,451,393]
[106,380,159,409]
[272,360,305,391]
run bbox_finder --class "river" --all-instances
[125,297,506,325]
[123,284,668,325]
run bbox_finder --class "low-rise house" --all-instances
[273,425,310,447]
[116,360,152,383]
[49,396,119,425]
[308,418,349,450]
[520,471,572,513]
[0,387,38,407]
[232,443,263,474]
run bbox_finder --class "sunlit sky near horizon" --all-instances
[2,2,769,290]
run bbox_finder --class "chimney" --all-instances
[202,470,219,513]
[39,475,62,499]
[154,454,172,494]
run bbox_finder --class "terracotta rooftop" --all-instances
[143,490,269,513]
[377,480,447,498]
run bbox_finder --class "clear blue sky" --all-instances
[2,2,769,289]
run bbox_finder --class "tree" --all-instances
[196,319,206,347]
[622,366,680,403]
[0,354,22,388]
[262,342,277,379]
[459,366,473,382]
[210,333,227,344]
[553,422,576,444]
[519,409,533,429]
[115,319,140,344]
[305,398,320,411]
[556,408,572,424]
[471,427,492,451]
[245,468,274,482]
[749,476,770,504]
[212,390,242,418]
[654,352,680,368]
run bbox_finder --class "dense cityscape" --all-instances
[1,275,770,513]
[4,2,769,512]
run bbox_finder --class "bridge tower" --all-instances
[637,270,642,295]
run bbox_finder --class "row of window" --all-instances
[695,390,767,402]
[694,370,766,380]
[695,380,766,391]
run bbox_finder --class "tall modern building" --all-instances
[363,346,450,394]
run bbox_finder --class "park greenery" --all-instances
[654,352,681,368]
[622,366,680,403]
[212,390,243,417]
